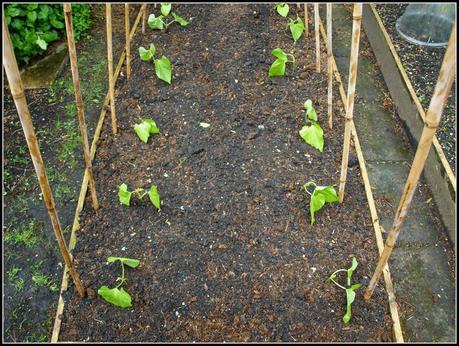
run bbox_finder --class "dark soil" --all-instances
[58,4,393,342]
[3,4,140,342]
[375,4,456,174]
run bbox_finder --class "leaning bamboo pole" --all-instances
[364,24,457,301]
[327,3,333,129]
[2,13,85,298]
[142,4,148,34]
[63,4,99,212]
[106,3,117,134]
[314,3,320,72]
[338,3,362,203]
[125,3,131,80]
[303,4,309,36]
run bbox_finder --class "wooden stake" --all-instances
[106,3,117,134]
[327,3,333,129]
[364,24,456,301]
[314,3,320,72]
[2,13,85,298]
[142,4,148,34]
[338,3,362,203]
[125,4,131,80]
[63,4,99,212]
[304,4,309,36]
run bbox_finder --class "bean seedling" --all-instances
[98,256,140,308]
[118,183,161,210]
[275,3,289,17]
[269,48,296,77]
[299,99,324,152]
[134,119,160,143]
[139,44,172,84]
[302,181,339,225]
[328,257,361,324]
[148,3,189,31]
[288,17,304,42]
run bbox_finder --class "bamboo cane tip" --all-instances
[363,288,373,301]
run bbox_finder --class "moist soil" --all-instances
[58,4,393,342]
[375,4,456,174]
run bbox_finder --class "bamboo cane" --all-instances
[2,13,85,298]
[142,4,148,34]
[125,4,131,80]
[314,3,320,72]
[106,3,117,134]
[63,4,99,212]
[327,3,333,129]
[338,3,362,203]
[364,24,456,301]
[304,4,309,36]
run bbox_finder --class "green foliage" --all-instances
[289,17,304,42]
[275,3,289,17]
[98,256,140,308]
[303,181,339,225]
[328,257,361,324]
[147,4,189,32]
[4,221,41,248]
[7,266,22,281]
[299,99,324,152]
[5,4,92,65]
[118,183,161,209]
[134,119,160,143]
[161,3,172,17]
[171,12,189,27]
[269,48,295,77]
[138,44,172,84]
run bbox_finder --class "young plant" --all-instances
[118,183,161,210]
[275,3,289,17]
[269,48,296,77]
[302,181,339,225]
[148,3,189,31]
[299,99,324,152]
[328,257,362,324]
[98,256,140,308]
[134,119,160,143]
[288,17,304,42]
[139,44,172,84]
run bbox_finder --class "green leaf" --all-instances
[11,18,24,30]
[315,185,339,203]
[289,17,304,42]
[27,4,38,11]
[304,99,318,121]
[98,286,132,308]
[139,44,155,61]
[144,119,160,134]
[37,5,50,20]
[269,59,286,77]
[154,55,172,84]
[118,183,132,206]
[36,37,47,50]
[148,185,161,210]
[347,257,358,286]
[299,123,324,152]
[134,122,151,143]
[27,11,37,23]
[42,31,58,42]
[148,14,165,30]
[310,190,326,225]
[107,256,140,268]
[343,284,361,324]
[7,6,22,17]
[161,3,172,17]
[276,3,289,17]
[272,48,288,62]
[171,12,189,26]
[50,16,64,29]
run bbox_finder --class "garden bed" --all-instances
[56,4,393,342]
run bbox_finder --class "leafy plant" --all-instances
[147,3,189,31]
[134,119,160,143]
[5,4,91,65]
[139,44,172,84]
[299,99,324,152]
[269,48,296,77]
[98,256,140,308]
[118,183,161,210]
[328,257,362,324]
[275,3,289,17]
[288,17,304,42]
[302,181,339,225]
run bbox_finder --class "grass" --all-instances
[7,266,22,281]
[4,220,42,248]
